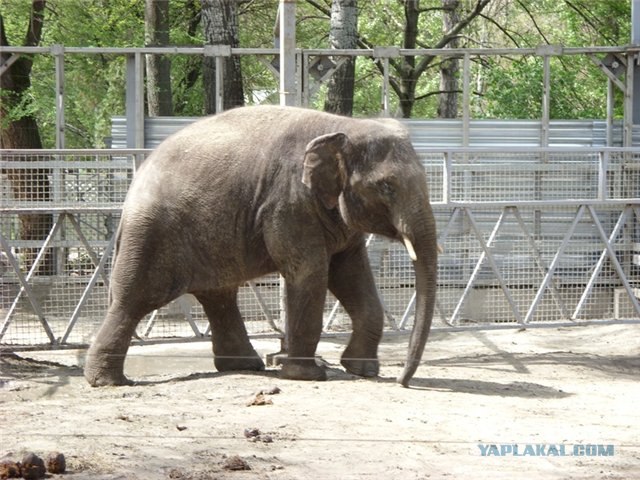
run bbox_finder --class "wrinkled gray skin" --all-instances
[84,106,437,388]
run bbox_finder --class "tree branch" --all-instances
[414,0,491,78]
[478,13,521,48]
[415,89,461,101]
[564,0,617,45]
[516,0,551,45]
[304,0,331,17]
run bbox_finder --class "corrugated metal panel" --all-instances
[110,117,637,149]
[404,119,610,148]
[110,116,200,149]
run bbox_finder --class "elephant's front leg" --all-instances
[329,242,384,377]
[280,269,329,381]
[196,288,265,373]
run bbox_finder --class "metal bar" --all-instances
[606,79,614,146]
[541,55,551,147]
[462,53,470,147]
[53,44,65,149]
[382,57,390,115]
[302,51,310,107]
[581,205,640,318]
[215,56,224,113]
[0,53,21,77]
[247,281,284,334]
[143,309,159,338]
[60,231,117,344]
[453,208,524,324]
[597,150,609,201]
[588,54,627,92]
[511,207,569,318]
[572,207,630,319]
[523,205,587,323]
[279,0,297,107]
[134,52,145,150]
[624,50,634,147]
[0,220,62,343]
[65,214,111,285]
[442,151,452,204]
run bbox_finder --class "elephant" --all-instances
[84,105,438,388]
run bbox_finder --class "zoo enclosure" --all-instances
[1,139,639,347]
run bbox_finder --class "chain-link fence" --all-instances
[1,147,639,348]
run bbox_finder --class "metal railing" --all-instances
[1,45,638,148]
[1,147,639,348]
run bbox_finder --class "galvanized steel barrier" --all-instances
[1,146,639,348]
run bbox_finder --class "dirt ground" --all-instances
[1,323,639,479]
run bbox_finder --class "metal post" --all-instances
[53,44,65,149]
[632,0,640,124]
[382,57,390,115]
[279,0,296,107]
[215,56,224,113]
[462,53,470,147]
[606,79,614,146]
[541,55,551,147]
[125,54,145,151]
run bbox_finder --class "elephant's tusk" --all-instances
[402,235,418,262]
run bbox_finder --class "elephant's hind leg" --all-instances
[196,287,265,373]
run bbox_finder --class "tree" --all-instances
[201,0,244,114]
[0,0,53,274]
[392,0,490,118]
[324,0,358,116]
[145,0,173,116]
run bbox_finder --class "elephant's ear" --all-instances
[302,132,349,210]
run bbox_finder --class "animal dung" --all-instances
[243,427,274,443]
[20,453,45,479]
[222,455,251,471]
[45,452,66,474]
[246,393,273,406]
[0,460,21,479]
[247,385,281,405]
[0,452,67,479]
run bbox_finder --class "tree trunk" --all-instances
[0,1,54,275]
[201,0,244,114]
[437,0,460,118]
[145,0,173,116]
[399,0,419,118]
[324,0,358,116]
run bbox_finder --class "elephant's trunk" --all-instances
[396,210,438,387]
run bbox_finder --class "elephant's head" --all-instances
[302,124,438,387]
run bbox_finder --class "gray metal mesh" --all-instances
[1,148,639,347]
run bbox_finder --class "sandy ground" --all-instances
[1,323,639,479]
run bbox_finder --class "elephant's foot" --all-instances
[280,359,327,381]
[341,347,379,378]
[214,350,265,372]
[84,359,132,387]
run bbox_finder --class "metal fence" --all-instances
[1,146,639,348]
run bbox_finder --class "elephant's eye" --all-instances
[378,180,395,197]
